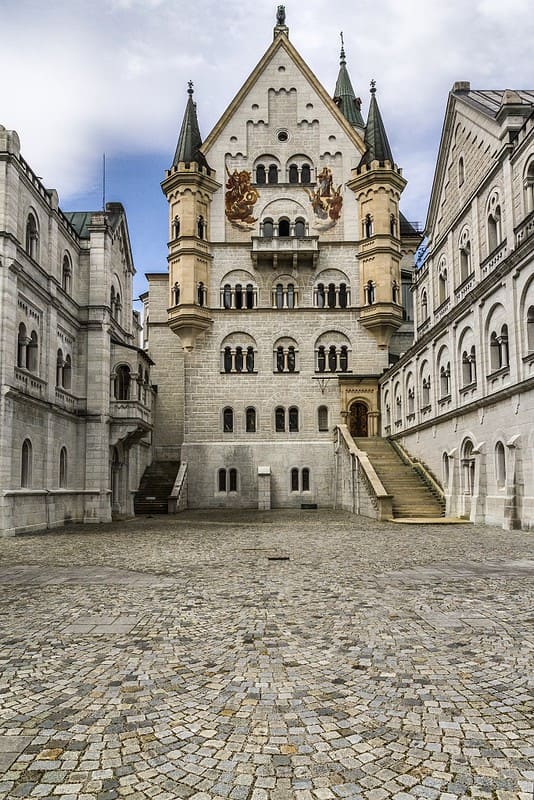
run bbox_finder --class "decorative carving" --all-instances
[225,166,259,230]
[305,167,343,231]
[276,5,286,25]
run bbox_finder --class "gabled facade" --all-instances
[380,84,534,529]
[144,15,419,510]
[0,126,154,535]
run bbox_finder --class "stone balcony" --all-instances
[14,367,47,401]
[251,235,319,269]
[515,211,534,248]
[110,399,152,447]
[481,239,508,278]
[55,387,86,414]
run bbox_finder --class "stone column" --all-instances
[257,466,271,511]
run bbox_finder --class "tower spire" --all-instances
[361,80,394,166]
[172,81,210,170]
[333,33,364,129]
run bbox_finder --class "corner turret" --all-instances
[333,34,364,131]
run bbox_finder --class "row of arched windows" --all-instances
[221,405,330,433]
[56,350,72,390]
[260,218,307,238]
[24,212,74,294]
[20,439,68,488]
[217,466,312,494]
[112,365,151,403]
[255,163,312,185]
[17,323,39,372]
[221,343,351,374]
[442,438,508,497]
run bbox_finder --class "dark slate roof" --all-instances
[453,87,534,118]
[64,204,124,239]
[361,83,394,167]
[399,212,421,237]
[333,43,364,128]
[172,82,210,170]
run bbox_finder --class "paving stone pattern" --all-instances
[0,510,533,800]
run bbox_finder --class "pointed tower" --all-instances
[161,82,221,351]
[333,34,364,132]
[347,81,406,349]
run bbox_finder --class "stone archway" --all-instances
[349,401,369,437]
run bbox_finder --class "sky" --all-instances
[1,0,532,303]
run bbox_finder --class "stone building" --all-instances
[380,84,534,529]
[0,126,154,535]
[143,13,420,511]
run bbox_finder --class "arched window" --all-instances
[442,452,450,487]
[287,284,295,309]
[235,346,243,372]
[462,440,475,495]
[318,405,328,432]
[17,322,27,368]
[302,467,310,492]
[173,216,180,238]
[301,164,311,183]
[229,468,238,492]
[26,331,38,373]
[422,376,431,407]
[339,345,348,372]
[115,365,130,400]
[490,331,500,371]
[287,346,296,372]
[294,218,306,238]
[339,283,348,308]
[490,325,509,371]
[218,469,227,492]
[276,346,284,372]
[56,349,63,386]
[459,231,471,282]
[317,345,326,372]
[407,387,415,415]
[288,164,299,183]
[316,283,325,308]
[25,213,39,259]
[63,355,72,390]
[246,346,255,373]
[275,406,285,432]
[458,156,465,187]
[487,202,502,253]
[500,324,509,368]
[197,282,206,307]
[61,254,72,294]
[421,289,428,319]
[222,284,232,309]
[223,407,234,432]
[224,347,232,373]
[390,214,397,237]
[235,284,243,310]
[525,160,534,214]
[495,441,506,488]
[290,467,299,492]
[440,363,451,398]
[276,283,284,309]
[392,281,399,303]
[59,446,67,488]
[327,283,336,309]
[365,281,375,305]
[21,439,32,488]
[173,282,181,306]
[278,218,290,237]
[328,345,337,372]
[438,268,448,305]
[527,305,534,352]
[256,164,266,185]
[263,218,274,238]
[197,215,205,239]
[288,406,299,432]
[245,284,254,309]
[110,286,116,317]
[364,214,373,238]
[462,347,476,386]
[268,164,278,184]
[246,407,256,433]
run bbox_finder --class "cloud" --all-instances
[0,0,532,225]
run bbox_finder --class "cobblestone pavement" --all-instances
[0,510,533,800]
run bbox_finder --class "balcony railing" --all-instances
[515,211,534,247]
[481,239,508,278]
[251,235,319,268]
[14,367,47,400]
[434,296,450,322]
[55,387,86,413]
[454,272,476,302]
[110,399,151,425]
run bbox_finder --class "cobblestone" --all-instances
[0,510,532,799]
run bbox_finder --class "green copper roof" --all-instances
[333,39,364,128]
[172,82,210,170]
[361,81,394,166]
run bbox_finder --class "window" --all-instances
[462,440,475,495]
[278,218,290,237]
[407,387,415,416]
[288,406,299,432]
[197,282,206,307]
[235,284,243,309]
[422,376,431,407]
[56,349,63,386]
[317,345,326,372]
[489,324,509,372]
[114,365,131,400]
[59,447,67,488]
[197,215,205,239]
[26,331,38,373]
[218,468,227,492]
[223,407,234,432]
[274,340,298,373]
[217,468,238,492]
[528,305,534,352]
[262,218,274,237]
[25,213,39,260]
[301,164,311,183]
[339,283,348,308]
[221,282,256,309]
[63,355,72,390]
[392,281,399,303]
[421,289,428,320]
[290,468,310,492]
[327,283,336,308]
[268,164,278,184]
[245,284,254,309]
[246,407,256,433]
[21,439,32,488]
[289,164,299,183]
[364,214,373,238]
[256,164,266,185]
[275,407,285,432]
[495,441,506,488]
[442,452,450,487]
[316,283,325,308]
[61,254,72,294]
[229,468,238,492]
[314,281,350,308]
[459,228,471,282]
[462,346,476,386]
[173,282,181,305]
[525,160,534,214]
[273,282,298,309]
[294,218,306,238]
[438,267,448,305]
[439,363,451,398]
[316,344,350,373]
[365,280,375,305]
[246,347,255,372]
[390,214,397,237]
[235,347,243,372]
[458,156,465,187]
[487,193,502,253]
[173,216,181,238]
[17,322,27,368]
[318,405,328,432]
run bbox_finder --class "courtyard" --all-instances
[0,510,532,800]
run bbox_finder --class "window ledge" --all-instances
[522,352,534,364]
[220,371,258,375]
[420,404,432,413]
[406,413,416,422]
[273,371,300,375]
[487,366,510,381]
[460,381,477,393]
[438,394,452,405]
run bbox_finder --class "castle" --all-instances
[1,10,533,533]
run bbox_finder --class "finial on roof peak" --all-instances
[276,5,286,25]
[187,80,194,97]
[340,32,346,64]
[370,79,376,94]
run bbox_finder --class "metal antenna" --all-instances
[102,153,106,211]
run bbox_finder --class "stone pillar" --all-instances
[257,466,271,511]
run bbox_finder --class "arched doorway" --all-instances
[349,401,369,437]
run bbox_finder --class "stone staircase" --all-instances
[352,437,444,519]
[134,461,180,515]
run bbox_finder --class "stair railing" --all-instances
[168,462,188,513]
[334,425,393,521]
[388,438,445,505]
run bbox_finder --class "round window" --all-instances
[277,130,289,143]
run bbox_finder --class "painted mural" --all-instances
[225,167,260,230]
[305,166,343,231]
